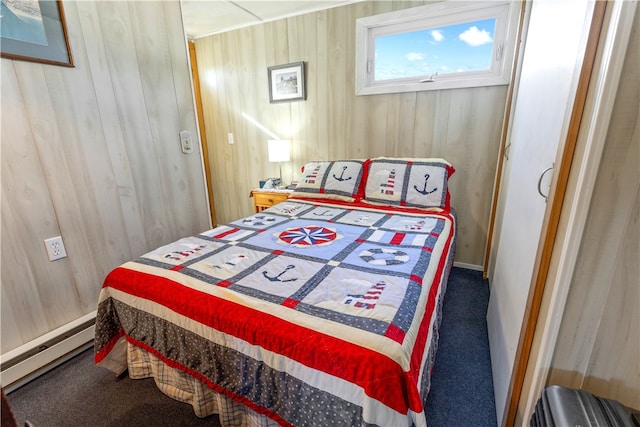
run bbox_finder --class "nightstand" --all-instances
[251,189,292,213]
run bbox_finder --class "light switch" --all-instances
[179,130,193,154]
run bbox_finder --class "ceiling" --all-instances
[180,0,362,39]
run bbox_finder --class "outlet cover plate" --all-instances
[44,236,67,261]
[179,130,193,154]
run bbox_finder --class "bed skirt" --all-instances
[123,264,450,427]
[127,343,278,427]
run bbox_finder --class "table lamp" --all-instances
[267,139,290,186]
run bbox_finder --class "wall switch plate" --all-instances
[44,236,67,261]
[179,130,193,154]
[227,133,234,144]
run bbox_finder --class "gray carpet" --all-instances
[6,347,219,427]
[6,267,496,426]
[424,267,498,426]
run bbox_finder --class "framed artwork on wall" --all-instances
[0,0,74,67]
[267,62,305,103]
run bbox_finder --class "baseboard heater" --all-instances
[0,311,96,392]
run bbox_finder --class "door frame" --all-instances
[188,40,217,227]
[513,1,637,423]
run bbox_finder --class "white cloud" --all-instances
[406,52,424,61]
[459,26,492,46]
[431,30,444,42]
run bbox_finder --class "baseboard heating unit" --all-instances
[0,311,96,393]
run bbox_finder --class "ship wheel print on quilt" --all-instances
[275,225,341,247]
[242,214,276,226]
[359,248,409,265]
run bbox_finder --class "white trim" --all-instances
[521,1,637,420]
[453,262,483,272]
[1,311,97,391]
[355,1,521,95]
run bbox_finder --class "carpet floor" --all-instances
[6,267,496,426]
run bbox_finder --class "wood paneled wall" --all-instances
[0,1,210,354]
[194,1,509,266]
[547,9,639,409]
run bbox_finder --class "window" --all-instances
[355,2,521,95]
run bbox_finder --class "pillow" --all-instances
[290,160,367,202]
[363,158,454,209]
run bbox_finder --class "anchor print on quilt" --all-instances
[135,200,447,338]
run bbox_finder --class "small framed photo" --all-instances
[1,0,74,67]
[267,62,305,103]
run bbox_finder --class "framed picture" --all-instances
[268,62,305,103]
[1,0,74,67]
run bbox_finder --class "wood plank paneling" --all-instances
[1,62,68,343]
[194,0,509,265]
[1,0,209,354]
[76,0,148,258]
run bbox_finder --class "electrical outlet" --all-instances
[44,236,67,261]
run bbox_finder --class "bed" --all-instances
[95,157,456,427]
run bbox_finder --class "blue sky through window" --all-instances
[374,18,496,81]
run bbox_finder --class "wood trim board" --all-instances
[189,41,217,226]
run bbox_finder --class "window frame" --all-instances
[355,1,521,95]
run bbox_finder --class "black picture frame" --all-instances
[267,62,305,103]
[1,0,74,67]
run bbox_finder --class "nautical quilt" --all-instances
[95,199,456,427]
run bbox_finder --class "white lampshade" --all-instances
[267,140,290,163]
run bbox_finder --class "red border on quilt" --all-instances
[100,266,422,414]
[96,206,457,419]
